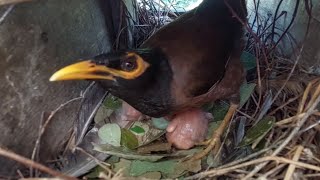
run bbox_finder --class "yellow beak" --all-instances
[49,60,115,81]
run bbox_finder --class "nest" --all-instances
[0,0,319,179]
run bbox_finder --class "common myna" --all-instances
[50,0,247,160]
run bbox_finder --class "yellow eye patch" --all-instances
[109,52,150,79]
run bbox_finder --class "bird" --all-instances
[49,0,247,161]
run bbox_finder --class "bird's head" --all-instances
[49,49,168,92]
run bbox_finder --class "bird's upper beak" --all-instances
[49,60,115,81]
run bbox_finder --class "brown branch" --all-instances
[0,4,14,24]
[284,145,304,180]
[31,97,82,174]
[0,0,35,6]
[186,156,320,179]
[0,147,77,180]
[75,147,114,175]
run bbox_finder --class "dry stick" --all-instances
[300,119,320,133]
[0,147,77,180]
[314,112,320,116]
[252,40,263,119]
[298,79,315,113]
[30,112,45,177]
[284,145,304,180]
[186,156,320,179]
[218,144,278,169]
[0,0,34,6]
[260,164,286,179]
[270,47,302,107]
[305,173,320,178]
[17,169,24,179]
[156,0,178,17]
[0,4,14,24]
[305,80,320,109]
[75,147,113,175]
[275,113,301,126]
[191,145,280,180]
[269,95,301,115]
[30,97,83,175]
[236,109,254,120]
[244,84,320,179]
[275,112,320,126]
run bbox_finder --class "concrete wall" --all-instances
[0,0,110,176]
[247,0,320,74]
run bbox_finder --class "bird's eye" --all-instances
[121,59,136,71]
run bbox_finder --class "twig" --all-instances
[75,147,114,175]
[217,144,277,169]
[270,46,301,105]
[270,0,284,44]
[17,169,24,179]
[275,112,309,126]
[267,0,301,55]
[305,80,320,109]
[284,145,304,180]
[0,147,77,180]
[244,83,320,179]
[305,173,320,177]
[186,156,320,179]
[259,164,286,179]
[236,109,254,120]
[0,4,14,24]
[297,78,318,113]
[268,94,301,115]
[0,0,34,6]
[31,97,82,174]
[30,112,45,177]
[300,119,320,133]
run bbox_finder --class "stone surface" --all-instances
[0,0,110,176]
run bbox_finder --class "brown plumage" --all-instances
[50,0,248,157]
[140,0,247,115]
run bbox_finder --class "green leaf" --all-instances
[103,95,122,110]
[98,123,121,147]
[238,116,275,147]
[239,83,256,108]
[130,160,176,177]
[210,102,230,122]
[137,143,172,154]
[130,125,146,134]
[121,128,139,150]
[130,159,201,178]
[113,158,132,176]
[93,144,166,162]
[151,117,169,130]
[93,144,200,162]
[240,51,257,71]
[106,155,120,164]
[173,159,201,177]
[94,105,114,124]
[139,172,162,179]
[85,166,104,178]
[206,152,221,168]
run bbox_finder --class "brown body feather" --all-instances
[140,0,247,114]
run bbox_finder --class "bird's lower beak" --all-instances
[49,60,115,81]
